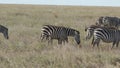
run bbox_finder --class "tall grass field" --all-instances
[0,4,120,68]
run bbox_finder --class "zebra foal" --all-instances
[41,25,80,45]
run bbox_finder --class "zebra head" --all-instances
[0,25,9,39]
[74,30,80,44]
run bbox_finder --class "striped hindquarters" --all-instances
[41,25,68,44]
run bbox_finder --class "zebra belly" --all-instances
[51,35,60,39]
[101,38,114,43]
[50,34,66,40]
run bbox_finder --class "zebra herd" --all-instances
[85,16,120,48]
[41,16,120,49]
[1,16,120,49]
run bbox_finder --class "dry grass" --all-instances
[0,4,120,68]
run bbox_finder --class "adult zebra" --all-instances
[96,16,120,28]
[85,25,119,48]
[41,25,80,45]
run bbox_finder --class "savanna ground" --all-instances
[0,4,120,68]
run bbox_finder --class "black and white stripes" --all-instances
[41,16,120,48]
[93,27,120,48]
[41,25,80,45]
[85,16,120,48]
[96,16,120,28]
[85,25,119,48]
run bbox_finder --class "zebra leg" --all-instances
[41,34,49,42]
[92,40,96,48]
[92,38,100,48]
[62,40,65,45]
[111,41,116,49]
[50,40,53,45]
[96,39,100,48]
[116,41,119,48]
[65,38,68,43]
[63,37,68,45]
[91,37,95,47]
[40,34,44,42]
[58,39,62,45]
[48,38,53,45]
[91,37,94,45]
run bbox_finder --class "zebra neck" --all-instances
[67,29,75,36]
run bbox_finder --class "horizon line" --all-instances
[0,3,120,7]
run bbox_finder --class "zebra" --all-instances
[96,16,120,28]
[0,25,9,39]
[85,25,118,48]
[41,25,80,45]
